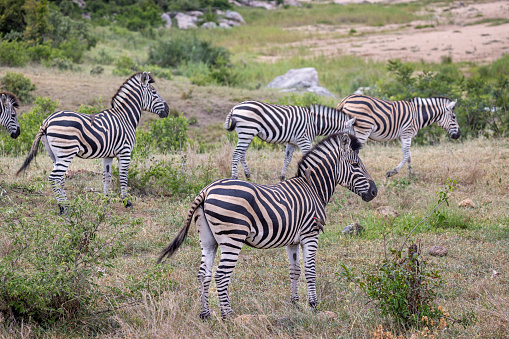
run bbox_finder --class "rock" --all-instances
[234,314,269,325]
[284,0,302,7]
[428,245,448,257]
[239,0,277,10]
[175,12,198,30]
[458,198,475,208]
[490,270,499,279]
[161,13,172,28]
[219,22,232,29]
[375,206,399,218]
[201,22,217,29]
[225,10,245,23]
[267,67,319,90]
[72,0,86,9]
[219,19,241,27]
[341,222,364,236]
[187,11,204,17]
[354,87,371,95]
[81,13,91,20]
[306,85,335,98]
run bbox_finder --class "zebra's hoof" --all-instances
[245,174,251,180]
[280,175,286,181]
[386,170,397,178]
[124,200,133,208]
[199,311,211,320]
[309,301,317,310]
[291,297,299,304]
[58,205,66,216]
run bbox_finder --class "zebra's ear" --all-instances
[447,100,457,111]
[140,72,150,86]
[345,117,356,129]
[0,94,5,103]
[340,133,351,151]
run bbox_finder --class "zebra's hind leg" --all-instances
[102,158,113,201]
[387,137,412,177]
[215,242,244,319]
[280,144,296,181]
[48,158,74,215]
[196,206,218,319]
[286,244,301,304]
[301,238,319,309]
[117,154,132,208]
[240,154,251,180]
[231,134,254,180]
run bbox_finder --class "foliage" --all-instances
[0,0,27,36]
[0,40,29,67]
[147,33,230,68]
[0,195,138,324]
[341,243,444,330]
[23,0,52,45]
[148,114,189,152]
[273,92,325,107]
[0,96,58,155]
[0,72,36,103]
[113,56,141,76]
[116,0,163,31]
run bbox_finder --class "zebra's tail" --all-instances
[223,108,237,132]
[157,189,207,263]
[16,121,48,176]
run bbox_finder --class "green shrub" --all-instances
[46,56,75,70]
[26,41,53,61]
[0,72,36,103]
[149,114,189,152]
[90,65,104,75]
[0,96,58,155]
[0,195,138,324]
[113,56,140,76]
[0,40,29,67]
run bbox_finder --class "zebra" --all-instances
[16,72,169,214]
[336,94,460,177]
[158,132,377,319]
[224,100,356,181]
[0,92,20,139]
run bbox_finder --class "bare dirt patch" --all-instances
[262,0,509,63]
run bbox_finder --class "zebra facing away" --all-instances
[0,92,21,139]
[224,100,356,180]
[17,72,169,214]
[158,132,377,319]
[336,94,461,177]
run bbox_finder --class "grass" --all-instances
[1,135,509,337]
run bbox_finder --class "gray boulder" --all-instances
[225,10,245,23]
[219,22,232,29]
[284,0,302,7]
[307,86,335,98]
[267,67,319,90]
[201,22,218,29]
[161,13,172,28]
[175,12,198,29]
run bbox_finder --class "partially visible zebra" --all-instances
[224,100,356,180]
[158,132,377,319]
[17,72,169,214]
[0,92,20,139]
[336,94,460,177]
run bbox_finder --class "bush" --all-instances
[0,96,58,155]
[148,114,189,152]
[0,195,138,324]
[0,72,36,103]
[113,56,140,76]
[0,40,29,67]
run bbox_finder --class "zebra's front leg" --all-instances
[286,244,301,303]
[215,242,243,319]
[102,158,113,199]
[195,206,218,319]
[387,137,412,177]
[280,144,296,181]
[301,238,319,309]
[117,154,132,208]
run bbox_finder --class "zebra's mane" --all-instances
[296,132,362,177]
[410,96,452,104]
[111,72,155,107]
[0,91,20,108]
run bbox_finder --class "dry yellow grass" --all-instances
[1,135,508,338]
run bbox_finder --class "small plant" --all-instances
[148,114,188,152]
[113,56,140,76]
[0,72,36,103]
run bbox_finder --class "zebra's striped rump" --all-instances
[158,132,376,318]
[16,72,169,214]
[0,92,20,139]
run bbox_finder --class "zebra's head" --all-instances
[337,133,377,202]
[0,92,20,139]
[436,99,461,140]
[139,72,169,118]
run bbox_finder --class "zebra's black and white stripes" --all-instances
[224,100,356,180]
[337,94,460,177]
[0,92,20,139]
[158,132,377,319]
[16,72,169,214]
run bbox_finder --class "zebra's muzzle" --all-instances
[10,126,20,139]
[450,131,460,140]
[361,180,377,202]
[159,102,169,118]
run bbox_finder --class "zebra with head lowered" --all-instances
[336,94,460,177]
[17,72,169,214]
[0,92,21,139]
[224,100,356,180]
[158,132,377,319]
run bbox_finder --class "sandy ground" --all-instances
[265,0,509,63]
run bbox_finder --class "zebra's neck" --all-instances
[310,105,350,136]
[110,77,144,129]
[411,97,451,129]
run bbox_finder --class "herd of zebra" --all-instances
[1,71,461,319]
